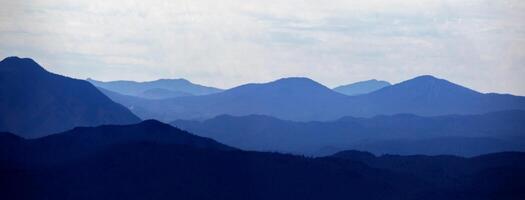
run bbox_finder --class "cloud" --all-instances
[0,0,524,94]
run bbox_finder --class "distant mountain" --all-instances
[172,110,525,156]
[0,57,140,138]
[107,75,525,122]
[140,88,191,99]
[112,77,354,121]
[349,75,525,116]
[88,78,223,99]
[1,120,523,199]
[333,79,391,96]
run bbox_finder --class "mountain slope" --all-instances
[88,78,223,99]
[1,121,523,199]
[351,75,525,116]
[172,110,525,156]
[0,57,140,138]
[0,120,232,162]
[331,150,525,197]
[121,77,353,121]
[333,79,391,96]
[107,75,525,122]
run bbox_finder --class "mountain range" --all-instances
[3,56,524,157]
[333,79,391,96]
[105,75,525,122]
[88,78,223,99]
[172,110,525,156]
[0,57,140,138]
[1,120,523,200]
[1,56,524,199]
[347,75,525,116]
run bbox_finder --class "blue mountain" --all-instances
[0,120,233,157]
[172,110,525,156]
[1,120,523,199]
[108,75,525,122]
[0,57,140,138]
[88,78,223,99]
[350,75,525,116]
[333,79,391,96]
[124,77,353,121]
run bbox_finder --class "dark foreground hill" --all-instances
[1,120,524,200]
[0,57,140,138]
[172,110,525,156]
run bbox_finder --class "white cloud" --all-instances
[0,0,524,94]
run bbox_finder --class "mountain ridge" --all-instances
[1,121,523,199]
[334,79,391,96]
[172,110,525,156]
[108,74,525,122]
[88,77,223,99]
[0,57,141,138]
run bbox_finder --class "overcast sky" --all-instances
[1,0,524,94]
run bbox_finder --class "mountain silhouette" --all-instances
[104,75,525,122]
[88,78,223,99]
[140,88,191,99]
[1,121,523,199]
[351,75,525,116]
[0,57,140,138]
[172,110,525,156]
[329,74,525,117]
[109,77,354,121]
[0,120,232,162]
[333,79,391,96]
[331,150,525,193]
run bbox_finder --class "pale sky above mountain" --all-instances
[1,0,524,94]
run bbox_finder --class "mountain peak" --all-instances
[362,75,485,111]
[334,79,391,96]
[89,77,223,97]
[357,78,388,83]
[269,77,328,88]
[0,57,140,138]
[410,75,441,82]
[390,75,477,93]
[138,119,171,127]
[68,119,175,134]
[404,76,481,95]
[275,77,314,82]
[2,56,34,63]
[226,77,336,95]
[0,56,46,73]
[156,78,191,83]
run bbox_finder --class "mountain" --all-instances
[88,78,223,99]
[0,57,140,138]
[105,75,525,122]
[350,75,525,116]
[140,88,191,99]
[111,77,354,121]
[95,86,161,117]
[172,110,525,156]
[0,120,232,162]
[332,150,525,179]
[1,121,523,199]
[331,150,525,197]
[333,79,391,96]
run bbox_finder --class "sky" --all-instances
[0,0,524,95]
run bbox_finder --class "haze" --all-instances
[0,0,524,95]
